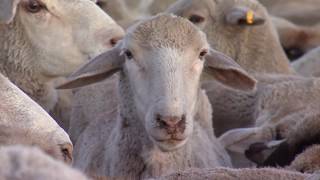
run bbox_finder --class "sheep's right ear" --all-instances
[57,45,124,89]
[204,49,257,91]
[0,0,20,24]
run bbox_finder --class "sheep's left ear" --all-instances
[0,0,20,24]
[204,49,257,91]
[225,6,265,26]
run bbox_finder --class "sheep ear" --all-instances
[219,127,265,154]
[219,127,285,165]
[0,0,20,24]
[56,45,124,89]
[204,49,257,91]
[225,7,265,26]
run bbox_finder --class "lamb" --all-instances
[292,47,320,77]
[258,0,320,26]
[0,0,124,130]
[166,0,294,74]
[59,14,259,178]
[0,73,72,164]
[153,167,312,180]
[0,145,88,180]
[272,16,320,61]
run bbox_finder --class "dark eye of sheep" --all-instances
[189,15,205,24]
[199,50,208,60]
[284,47,304,61]
[26,0,44,13]
[124,50,133,60]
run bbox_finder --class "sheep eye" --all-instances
[26,0,43,13]
[124,50,133,60]
[189,15,205,24]
[199,50,208,60]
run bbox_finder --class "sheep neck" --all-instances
[107,70,229,178]
[0,19,57,111]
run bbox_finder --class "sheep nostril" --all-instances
[60,143,73,164]
[156,114,186,133]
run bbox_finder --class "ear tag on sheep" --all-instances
[246,10,254,25]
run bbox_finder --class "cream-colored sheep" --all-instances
[59,14,259,178]
[0,73,72,164]
[288,145,320,173]
[0,145,88,180]
[0,0,124,130]
[167,0,294,74]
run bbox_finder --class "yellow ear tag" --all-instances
[246,10,254,24]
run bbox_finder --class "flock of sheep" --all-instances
[1,0,320,179]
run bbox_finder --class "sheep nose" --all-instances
[59,143,73,164]
[109,35,123,47]
[156,114,186,134]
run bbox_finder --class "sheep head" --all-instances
[0,0,124,77]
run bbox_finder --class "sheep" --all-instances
[0,73,73,164]
[0,145,88,180]
[148,0,177,15]
[166,0,294,74]
[0,0,125,130]
[258,0,320,26]
[152,168,311,180]
[272,16,320,61]
[58,14,259,178]
[219,85,320,168]
[292,47,320,77]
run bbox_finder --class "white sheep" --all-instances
[0,145,88,180]
[0,0,125,130]
[59,14,258,178]
[152,167,312,180]
[292,47,320,77]
[167,0,294,74]
[0,73,72,164]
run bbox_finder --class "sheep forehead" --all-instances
[125,14,207,51]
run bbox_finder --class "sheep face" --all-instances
[122,15,209,152]
[1,0,124,77]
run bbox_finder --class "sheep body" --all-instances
[292,47,320,77]
[0,0,124,130]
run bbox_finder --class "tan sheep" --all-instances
[0,0,124,130]
[167,0,294,74]
[0,73,72,164]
